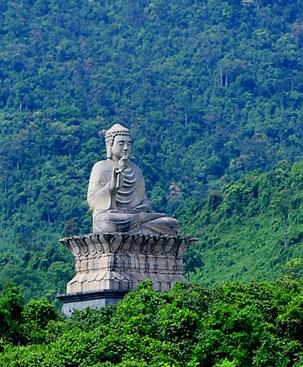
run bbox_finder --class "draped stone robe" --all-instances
[87,159,179,235]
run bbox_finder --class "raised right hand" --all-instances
[109,168,118,192]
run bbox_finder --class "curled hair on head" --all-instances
[104,123,131,159]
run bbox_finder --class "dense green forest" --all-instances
[1,0,303,298]
[1,1,303,365]
[0,280,303,366]
[181,160,303,285]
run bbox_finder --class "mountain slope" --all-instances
[181,161,303,285]
[1,0,303,297]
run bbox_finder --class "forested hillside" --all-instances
[1,0,303,297]
[180,160,303,285]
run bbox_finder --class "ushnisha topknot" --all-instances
[104,124,131,146]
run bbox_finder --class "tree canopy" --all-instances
[0,280,303,366]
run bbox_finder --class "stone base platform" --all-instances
[58,233,196,316]
[57,289,128,317]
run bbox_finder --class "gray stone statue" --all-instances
[87,124,180,235]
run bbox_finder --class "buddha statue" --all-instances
[87,124,180,235]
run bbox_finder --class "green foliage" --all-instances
[278,293,303,342]
[0,280,303,366]
[21,298,63,344]
[1,0,303,297]
[157,304,199,341]
[283,258,303,280]
[68,306,116,331]
[0,283,23,344]
[2,0,303,364]
[179,160,303,285]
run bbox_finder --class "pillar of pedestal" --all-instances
[57,233,196,316]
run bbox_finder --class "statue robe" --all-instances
[87,159,179,235]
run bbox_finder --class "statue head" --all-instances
[104,124,132,159]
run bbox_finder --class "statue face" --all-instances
[111,135,132,160]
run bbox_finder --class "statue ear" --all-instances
[106,143,112,159]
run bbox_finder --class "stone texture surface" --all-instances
[60,233,196,294]
[87,124,180,235]
[58,290,127,316]
[59,124,195,315]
